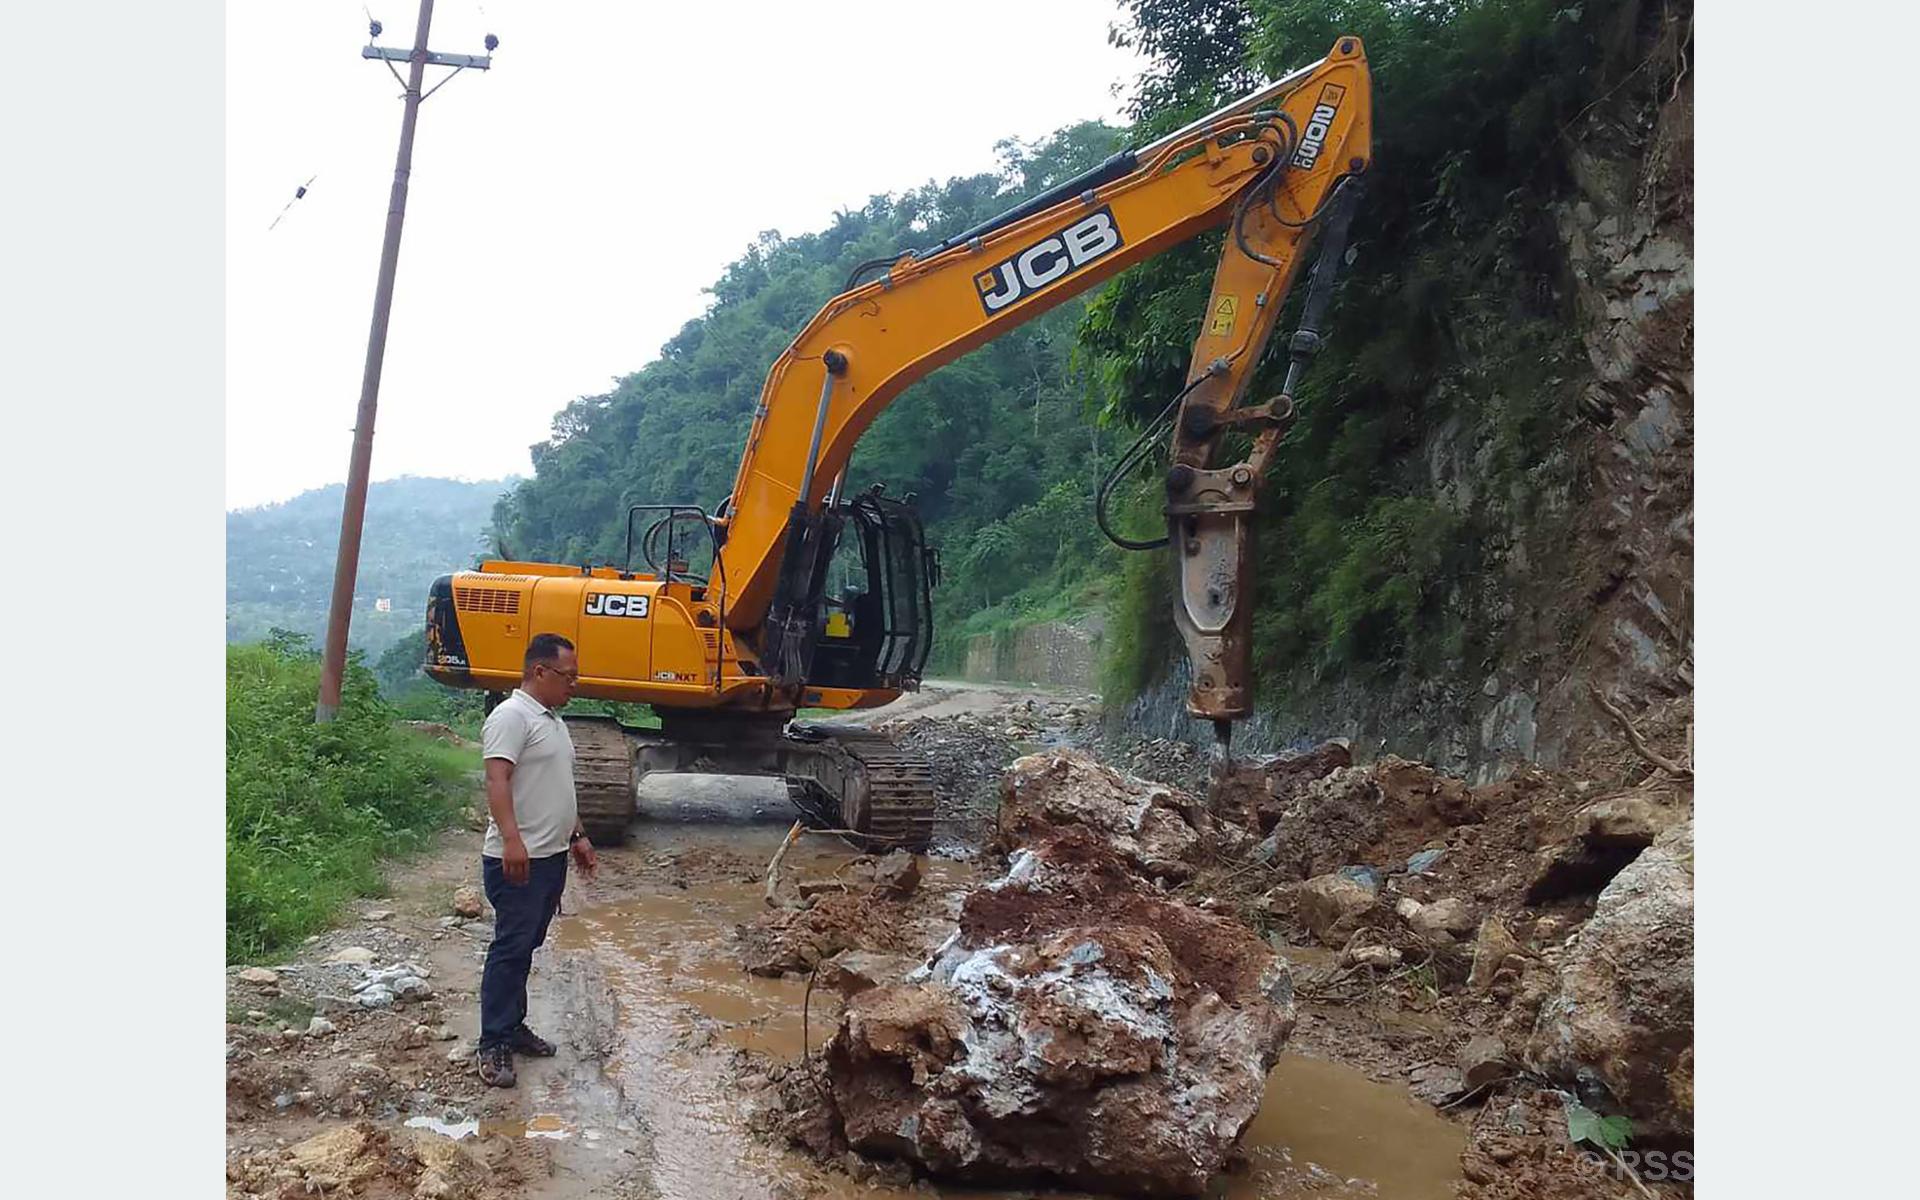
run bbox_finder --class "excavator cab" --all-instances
[806,490,937,693]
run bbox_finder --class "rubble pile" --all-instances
[1207,740,1355,836]
[1117,736,1210,793]
[738,852,924,977]
[796,751,1296,1196]
[225,1120,504,1200]
[1232,738,1695,1157]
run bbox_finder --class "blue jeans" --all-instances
[479,851,568,1050]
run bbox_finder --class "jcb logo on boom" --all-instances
[584,593,650,619]
[1291,83,1346,171]
[975,208,1124,314]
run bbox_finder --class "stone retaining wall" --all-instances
[960,616,1103,691]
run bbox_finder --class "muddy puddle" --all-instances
[550,821,1463,1200]
[406,1112,576,1141]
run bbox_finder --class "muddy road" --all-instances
[228,682,1688,1199]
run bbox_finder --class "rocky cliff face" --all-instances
[1122,31,1693,780]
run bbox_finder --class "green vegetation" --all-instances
[1085,0,1683,703]
[1566,1102,1634,1152]
[226,634,476,963]
[373,629,487,739]
[227,475,516,658]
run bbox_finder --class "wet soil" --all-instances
[564,820,1465,1200]
[227,682,1658,1200]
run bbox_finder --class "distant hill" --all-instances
[227,476,517,657]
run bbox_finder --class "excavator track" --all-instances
[564,715,638,845]
[839,735,937,851]
[784,724,936,852]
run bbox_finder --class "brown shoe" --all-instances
[476,1043,516,1088]
[509,1025,556,1057]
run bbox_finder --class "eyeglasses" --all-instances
[537,664,580,683]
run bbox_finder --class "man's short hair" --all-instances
[524,632,575,672]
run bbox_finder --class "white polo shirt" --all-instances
[481,688,578,859]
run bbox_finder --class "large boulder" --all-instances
[997,751,1201,881]
[1259,768,1387,880]
[1406,896,1477,943]
[824,827,1294,1196]
[816,950,922,999]
[1527,820,1693,1142]
[1294,872,1383,947]
[1372,756,1484,827]
[1580,791,1687,847]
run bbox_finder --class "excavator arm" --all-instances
[725,37,1373,733]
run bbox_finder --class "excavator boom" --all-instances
[722,40,1372,638]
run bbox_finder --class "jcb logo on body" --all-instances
[975,208,1124,314]
[584,592,650,619]
[1291,83,1347,171]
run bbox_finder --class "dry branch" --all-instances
[764,820,804,908]
[1590,687,1693,781]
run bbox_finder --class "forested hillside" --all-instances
[490,0,1692,772]
[490,123,1138,669]
[227,476,515,656]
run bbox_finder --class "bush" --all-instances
[226,636,474,962]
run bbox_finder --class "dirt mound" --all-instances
[813,823,1294,1196]
[1209,740,1353,832]
[1255,755,1487,883]
[226,1121,512,1200]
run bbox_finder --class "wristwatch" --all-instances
[568,831,587,846]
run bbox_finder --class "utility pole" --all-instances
[316,2,495,721]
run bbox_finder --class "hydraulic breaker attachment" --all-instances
[1166,459,1260,721]
[1165,177,1364,732]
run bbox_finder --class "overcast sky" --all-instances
[225,1,1144,510]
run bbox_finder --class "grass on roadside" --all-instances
[225,995,316,1029]
[227,636,476,964]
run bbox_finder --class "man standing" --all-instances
[476,632,597,1088]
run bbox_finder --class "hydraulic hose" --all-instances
[1094,375,1210,551]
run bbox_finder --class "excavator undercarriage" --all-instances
[558,709,937,852]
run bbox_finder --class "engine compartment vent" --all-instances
[454,587,521,615]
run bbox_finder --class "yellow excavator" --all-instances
[424,38,1374,848]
